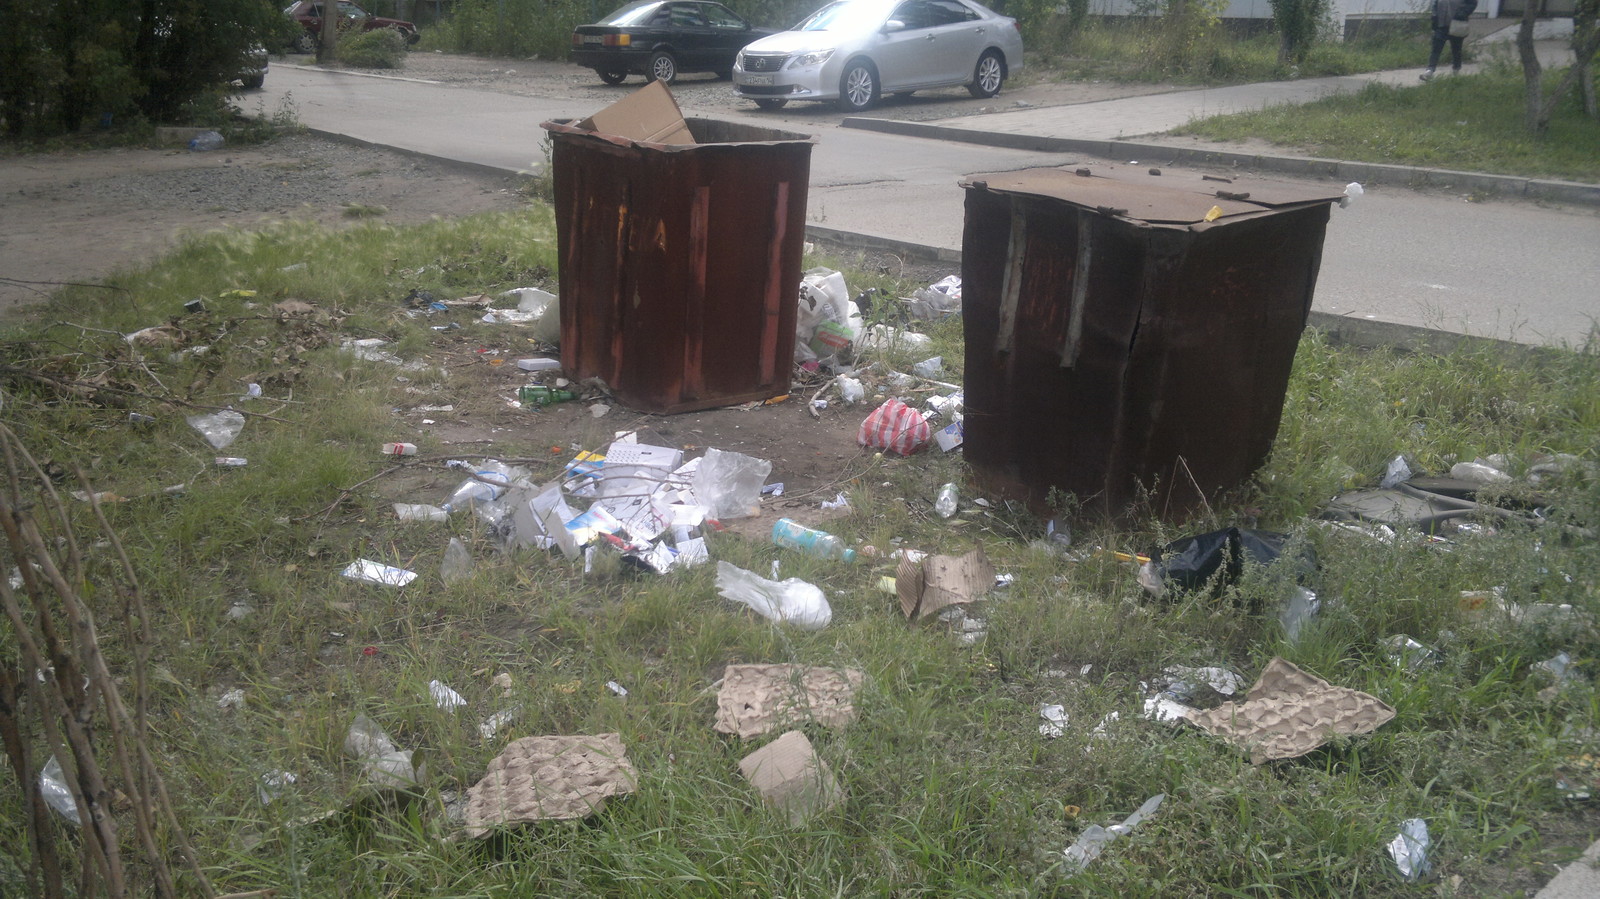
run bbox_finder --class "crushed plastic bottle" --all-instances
[382,442,418,456]
[772,518,856,562]
[935,483,959,519]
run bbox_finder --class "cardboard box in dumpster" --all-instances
[577,80,694,145]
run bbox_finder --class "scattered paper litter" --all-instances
[1387,818,1431,881]
[1185,657,1395,764]
[738,730,844,825]
[429,679,467,710]
[1039,704,1068,738]
[341,559,418,587]
[463,734,637,836]
[713,664,866,740]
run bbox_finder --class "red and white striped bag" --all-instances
[857,398,931,456]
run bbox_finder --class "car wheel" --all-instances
[968,49,1005,99]
[293,32,316,54]
[647,51,678,84]
[754,98,788,110]
[837,60,878,113]
[240,75,265,90]
[598,69,628,85]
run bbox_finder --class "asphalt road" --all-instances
[256,63,1600,348]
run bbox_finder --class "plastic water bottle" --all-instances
[772,518,856,562]
[935,483,959,518]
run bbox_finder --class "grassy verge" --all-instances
[2,207,1598,897]
[1028,18,1422,84]
[1172,65,1600,182]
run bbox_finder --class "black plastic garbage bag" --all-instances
[1148,527,1316,596]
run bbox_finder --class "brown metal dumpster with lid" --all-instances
[958,166,1345,519]
[541,83,815,414]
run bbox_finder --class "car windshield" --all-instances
[794,1,889,31]
[601,1,666,25]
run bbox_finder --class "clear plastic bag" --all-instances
[694,449,771,520]
[40,755,82,825]
[440,537,473,584]
[187,409,245,449]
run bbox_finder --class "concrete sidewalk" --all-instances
[842,37,1596,206]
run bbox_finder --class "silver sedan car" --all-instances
[733,0,1022,112]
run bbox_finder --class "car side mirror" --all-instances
[883,19,905,32]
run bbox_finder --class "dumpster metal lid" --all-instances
[541,117,816,151]
[959,167,1344,225]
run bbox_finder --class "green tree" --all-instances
[0,0,284,138]
[1268,0,1329,65]
[1516,0,1600,132]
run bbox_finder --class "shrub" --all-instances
[339,27,407,69]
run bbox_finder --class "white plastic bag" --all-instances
[716,561,831,630]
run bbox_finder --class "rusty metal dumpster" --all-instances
[959,167,1345,519]
[541,87,814,414]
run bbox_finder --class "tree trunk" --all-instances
[318,7,339,64]
[1517,1,1544,132]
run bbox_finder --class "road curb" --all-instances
[803,225,1585,358]
[840,117,1600,208]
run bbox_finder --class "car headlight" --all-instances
[787,49,834,68]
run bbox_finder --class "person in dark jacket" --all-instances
[1421,0,1477,80]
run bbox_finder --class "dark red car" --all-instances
[283,1,420,53]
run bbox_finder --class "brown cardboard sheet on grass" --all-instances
[1187,657,1395,764]
[463,734,638,836]
[898,548,996,620]
[714,664,866,740]
[738,730,843,825]
[576,80,694,145]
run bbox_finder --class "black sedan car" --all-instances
[571,0,773,84]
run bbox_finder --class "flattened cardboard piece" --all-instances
[578,80,695,145]
[713,664,866,740]
[898,548,996,620]
[1186,657,1395,764]
[737,730,843,825]
[463,734,638,836]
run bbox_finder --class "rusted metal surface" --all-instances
[959,166,1340,519]
[541,117,814,413]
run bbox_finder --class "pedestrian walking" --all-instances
[1421,0,1476,81]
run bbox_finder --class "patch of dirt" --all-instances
[369,325,930,536]
[0,132,529,310]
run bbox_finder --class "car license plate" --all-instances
[743,74,773,85]
[582,35,603,44]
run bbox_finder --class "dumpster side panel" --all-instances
[548,126,811,414]
[1119,204,1331,513]
[962,188,1147,515]
[554,137,631,389]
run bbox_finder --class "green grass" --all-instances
[2,206,1598,897]
[1027,18,1423,84]
[1173,66,1600,182]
